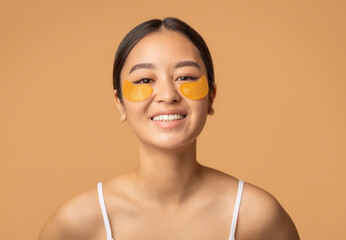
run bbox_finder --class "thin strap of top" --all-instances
[229,179,245,240]
[97,182,114,240]
[97,180,244,240]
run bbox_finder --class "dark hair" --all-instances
[113,17,215,102]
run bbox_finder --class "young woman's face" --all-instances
[115,30,213,150]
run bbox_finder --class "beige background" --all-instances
[1,0,345,239]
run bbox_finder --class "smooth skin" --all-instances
[39,30,300,240]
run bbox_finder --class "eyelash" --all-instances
[177,76,198,81]
[134,78,154,84]
[133,76,198,84]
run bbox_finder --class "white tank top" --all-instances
[97,179,244,240]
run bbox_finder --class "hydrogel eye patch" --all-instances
[180,75,209,100]
[123,80,154,102]
[122,75,209,102]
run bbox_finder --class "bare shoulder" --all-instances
[238,182,300,240]
[199,167,299,240]
[39,186,103,240]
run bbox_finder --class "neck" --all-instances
[132,140,203,207]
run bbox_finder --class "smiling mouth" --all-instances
[151,114,187,121]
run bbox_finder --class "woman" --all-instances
[39,17,300,240]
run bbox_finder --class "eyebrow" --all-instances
[129,63,156,74]
[174,61,201,69]
[128,61,201,74]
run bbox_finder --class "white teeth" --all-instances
[152,114,185,121]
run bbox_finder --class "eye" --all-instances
[177,76,198,81]
[134,78,154,84]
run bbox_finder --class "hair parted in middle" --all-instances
[113,17,215,102]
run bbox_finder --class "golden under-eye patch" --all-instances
[123,80,154,102]
[180,75,209,100]
[122,75,209,102]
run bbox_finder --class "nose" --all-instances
[155,78,181,104]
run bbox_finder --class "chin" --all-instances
[144,133,199,151]
[152,141,195,151]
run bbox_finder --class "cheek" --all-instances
[124,102,147,119]
[188,97,209,121]
[179,75,209,100]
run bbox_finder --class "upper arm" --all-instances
[259,196,300,240]
[39,189,101,240]
[239,183,300,240]
[39,204,83,240]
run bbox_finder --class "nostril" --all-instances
[156,92,181,103]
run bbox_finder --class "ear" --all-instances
[114,90,127,122]
[208,82,217,116]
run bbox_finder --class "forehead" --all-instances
[122,30,205,75]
